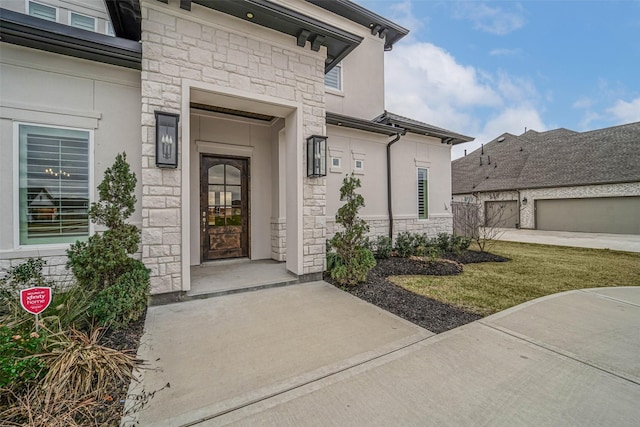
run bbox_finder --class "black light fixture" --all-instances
[307,135,327,177]
[522,196,528,205]
[155,111,179,168]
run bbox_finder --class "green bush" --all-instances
[67,153,140,292]
[329,247,376,286]
[328,174,376,285]
[0,325,47,390]
[367,235,392,259]
[88,260,149,330]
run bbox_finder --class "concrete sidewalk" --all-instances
[126,285,640,426]
[496,228,640,252]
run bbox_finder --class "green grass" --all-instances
[391,241,640,316]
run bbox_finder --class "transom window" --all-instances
[18,124,90,245]
[28,1,57,22]
[417,168,429,219]
[325,63,342,91]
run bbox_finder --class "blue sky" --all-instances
[354,0,640,158]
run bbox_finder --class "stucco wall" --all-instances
[453,182,640,230]
[326,126,454,240]
[0,43,141,278]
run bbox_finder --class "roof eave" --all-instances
[0,8,142,70]
[305,0,409,50]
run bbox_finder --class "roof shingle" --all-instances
[452,121,640,194]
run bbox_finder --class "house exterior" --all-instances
[1,0,472,296]
[452,122,640,235]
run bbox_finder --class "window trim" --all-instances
[69,11,97,32]
[13,121,94,249]
[417,167,429,220]
[105,20,115,36]
[27,0,58,22]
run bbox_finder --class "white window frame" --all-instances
[331,157,341,168]
[13,122,94,249]
[354,159,364,171]
[325,62,343,91]
[105,20,115,36]
[417,167,429,220]
[69,11,97,32]
[27,0,58,22]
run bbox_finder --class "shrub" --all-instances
[66,153,140,292]
[0,325,47,391]
[328,174,376,285]
[88,260,150,330]
[394,232,416,258]
[330,247,376,286]
[368,235,392,259]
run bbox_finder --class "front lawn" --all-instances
[391,241,640,316]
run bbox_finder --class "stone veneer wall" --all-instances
[326,216,453,242]
[0,257,71,283]
[270,219,286,261]
[140,1,326,293]
[452,182,640,230]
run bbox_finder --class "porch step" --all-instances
[185,277,301,300]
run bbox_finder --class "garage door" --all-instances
[485,200,518,228]
[536,197,640,234]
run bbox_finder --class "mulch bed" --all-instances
[325,250,509,334]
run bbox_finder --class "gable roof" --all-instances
[452,121,640,194]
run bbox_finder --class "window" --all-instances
[354,159,364,170]
[70,12,96,32]
[417,168,428,219]
[331,157,341,168]
[28,1,57,22]
[325,63,342,91]
[18,124,91,245]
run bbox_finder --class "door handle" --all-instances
[202,211,206,232]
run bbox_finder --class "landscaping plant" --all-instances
[66,152,140,292]
[328,174,376,286]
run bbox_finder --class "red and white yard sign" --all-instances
[20,287,52,315]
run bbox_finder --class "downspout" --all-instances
[387,131,406,240]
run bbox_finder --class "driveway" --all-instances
[125,283,640,426]
[496,228,640,252]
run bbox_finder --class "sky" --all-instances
[353,0,640,158]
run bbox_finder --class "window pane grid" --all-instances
[29,2,56,22]
[20,125,90,244]
[417,168,428,219]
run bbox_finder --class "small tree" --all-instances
[328,174,376,285]
[453,192,507,252]
[67,153,140,291]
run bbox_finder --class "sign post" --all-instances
[20,287,52,332]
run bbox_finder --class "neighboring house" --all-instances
[452,122,640,235]
[1,0,472,296]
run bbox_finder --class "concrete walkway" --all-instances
[125,284,640,426]
[496,228,640,252]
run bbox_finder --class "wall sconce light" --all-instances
[307,135,327,177]
[522,197,528,205]
[155,111,180,168]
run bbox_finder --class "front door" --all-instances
[200,155,249,261]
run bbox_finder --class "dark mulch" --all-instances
[326,250,509,334]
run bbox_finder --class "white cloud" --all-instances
[607,97,640,124]
[452,107,546,159]
[489,48,521,56]
[454,2,526,35]
[384,41,547,160]
[572,96,594,109]
[388,0,424,33]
